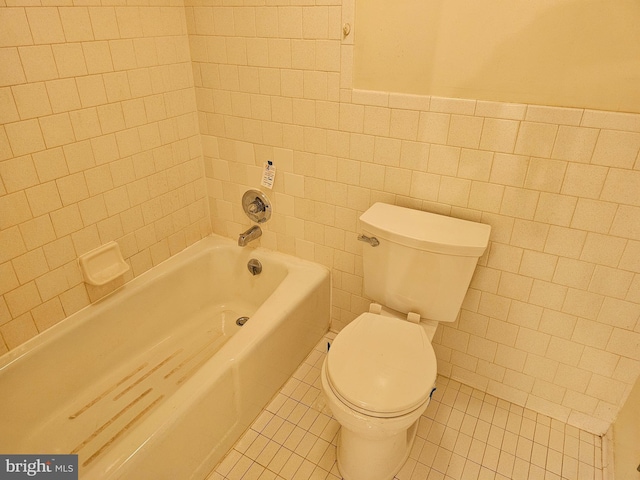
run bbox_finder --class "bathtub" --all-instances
[0,234,330,479]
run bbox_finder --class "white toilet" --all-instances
[321,203,491,480]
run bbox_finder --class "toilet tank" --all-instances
[359,203,491,322]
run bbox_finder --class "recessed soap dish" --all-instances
[78,241,130,286]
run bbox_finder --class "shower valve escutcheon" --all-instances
[242,189,272,224]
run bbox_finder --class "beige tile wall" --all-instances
[1,0,638,439]
[0,1,211,353]
[187,0,640,435]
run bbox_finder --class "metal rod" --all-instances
[357,234,380,247]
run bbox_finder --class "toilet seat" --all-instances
[326,313,437,418]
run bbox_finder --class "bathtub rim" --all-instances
[0,233,328,372]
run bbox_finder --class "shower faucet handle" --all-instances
[247,197,265,214]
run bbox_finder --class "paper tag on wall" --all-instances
[261,161,276,189]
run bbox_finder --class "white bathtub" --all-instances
[0,234,330,479]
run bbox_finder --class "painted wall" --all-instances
[0,1,211,353]
[187,0,640,436]
[354,0,640,113]
[612,376,640,479]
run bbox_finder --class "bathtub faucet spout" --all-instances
[238,225,262,247]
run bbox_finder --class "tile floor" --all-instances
[207,334,604,480]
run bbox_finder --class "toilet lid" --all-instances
[326,313,437,417]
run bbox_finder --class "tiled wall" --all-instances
[188,0,640,435]
[1,0,638,439]
[0,1,211,353]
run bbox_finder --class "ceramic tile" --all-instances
[208,336,604,480]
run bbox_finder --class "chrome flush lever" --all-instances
[357,234,379,247]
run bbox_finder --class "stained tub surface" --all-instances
[0,234,331,479]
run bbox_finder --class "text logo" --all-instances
[0,455,77,480]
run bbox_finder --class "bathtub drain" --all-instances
[236,316,249,326]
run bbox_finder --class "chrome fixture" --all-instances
[357,234,380,247]
[247,258,262,276]
[242,189,272,224]
[236,316,249,326]
[238,225,262,247]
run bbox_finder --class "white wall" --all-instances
[612,377,640,479]
[354,0,640,113]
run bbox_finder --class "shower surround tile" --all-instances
[0,1,210,350]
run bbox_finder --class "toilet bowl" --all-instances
[321,313,437,480]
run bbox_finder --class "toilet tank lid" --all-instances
[360,203,491,256]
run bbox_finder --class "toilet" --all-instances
[321,203,491,480]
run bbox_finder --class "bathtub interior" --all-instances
[0,242,291,463]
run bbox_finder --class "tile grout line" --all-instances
[208,335,604,480]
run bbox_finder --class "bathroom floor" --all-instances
[206,334,604,480]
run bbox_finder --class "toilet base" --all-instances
[336,419,419,480]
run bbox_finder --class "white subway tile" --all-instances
[430,96,476,115]
[388,92,429,111]
[351,89,388,107]
[373,136,401,166]
[580,232,626,267]
[551,126,598,163]
[517,329,551,357]
[581,109,640,132]
[390,108,419,141]
[588,265,633,299]
[458,149,492,181]
[362,105,389,136]
[613,357,640,383]
[417,111,449,145]
[514,122,558,158]
[438,176,470,208]
[519,250,557,282]
[600,168,640,207]
[610,205,640,241]
[552,258,594,290]
[469,182,504,214]
[534,192,578,226]
[586,374,626,405]
[448,114,483,149]
[607,328,640,360]
[591,130,640,168]
[490,153,528,187]
[529,280,567,311]
[476,101,526,120]
[479,118,519,154]
[25,9,65,45]
[525,105,583,126]
[538,309,576,340]
[563,290,604,322]
[302,6,329,39]
[578,347,619,378]
[544,226,586,259]
[524,157,566,193]
[500,187,539,220]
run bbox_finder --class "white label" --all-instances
[261,161,276,189]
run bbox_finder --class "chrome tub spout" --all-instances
[238,225,262,247]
